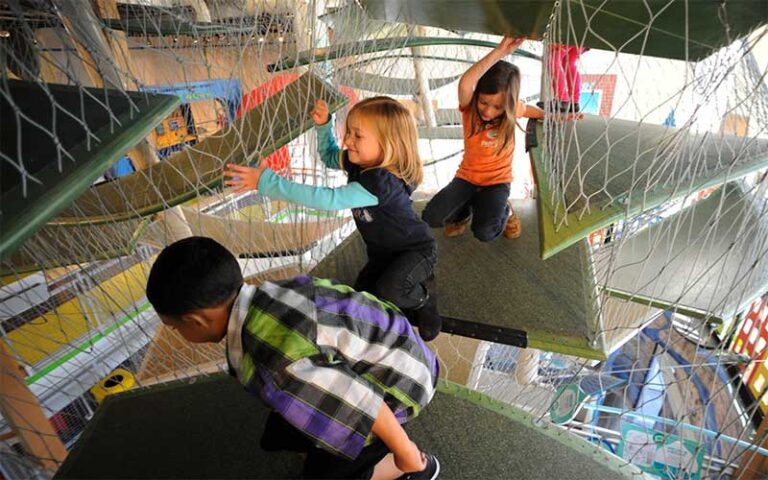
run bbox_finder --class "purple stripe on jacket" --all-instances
[315,294,438,372]
[258,368,367,459]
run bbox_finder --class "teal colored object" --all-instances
[550,384,587,424]
[617,423,704,479]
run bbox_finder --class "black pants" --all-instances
[354,247,437,311]
[422,178,511,242]
[260,412,390,479]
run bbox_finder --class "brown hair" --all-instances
[342,96,423,186]
[468,61,521,156]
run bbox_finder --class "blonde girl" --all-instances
[224,96,441,341]
[422,36,545,241]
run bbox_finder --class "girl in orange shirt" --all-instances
[423,36,544,241]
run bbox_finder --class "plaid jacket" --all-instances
[226,275,438,459]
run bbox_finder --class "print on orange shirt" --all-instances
[455,100,525,186]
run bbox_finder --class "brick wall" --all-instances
[581,74,616,117]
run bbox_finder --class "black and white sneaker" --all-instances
[397,452,440,480]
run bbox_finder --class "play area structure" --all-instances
[3,0,768,478]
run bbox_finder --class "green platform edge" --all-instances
[61,373,640,478]
[52,74,348,226]
[0,92,179,261]
[436,379,642,477]
[103,18,259,36]
[529,118,768,261]
[1,218,151,276]
[310,203,606,360]
[599,184,768,325]
[360,0,768,61]
[268,37,540,72]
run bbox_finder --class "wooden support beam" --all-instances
[0,343,67,471]
[736,414,768,479]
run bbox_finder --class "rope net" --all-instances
[0,1,766,478]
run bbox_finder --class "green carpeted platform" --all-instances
[311,200,605,359]
[0,80,178,261]
[359,0,767,61]
[529,116,768,259]
[54,72,347,225]
[267,37,540,72]
[335,70,461,95]
[418,126,463,139]
[595,184,768,323]
[55,374,640,479]
[1,219,149,275]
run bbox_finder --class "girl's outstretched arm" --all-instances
[313,100,342,169]
[223,163,378,210]
[524,104,545,120]
[458,36,526,109]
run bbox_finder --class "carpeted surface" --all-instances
[311,199,603,359]
[529,115,768,259]
[596,184,768,323]
[358,0,766,61]
[56,374,640,479]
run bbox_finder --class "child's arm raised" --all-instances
[313,100,343,170]
[458,36,526,109]
[223,163,378,210]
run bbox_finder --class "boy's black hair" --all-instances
[146,236,243,316]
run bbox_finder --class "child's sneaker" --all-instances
[503,202,522,239]
[411,292,442,341]
[397,452,440,480]
[414,306,442,342]
[444,215,471,238]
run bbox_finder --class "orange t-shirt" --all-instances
[455,101,525,186]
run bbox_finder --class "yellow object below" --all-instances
[91,368,136,404]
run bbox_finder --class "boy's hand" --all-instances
[496,35,526,56]
[312,100,330,126]
[223,163,266,193]
[393,442,426,474]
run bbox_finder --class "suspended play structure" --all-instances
[2,1,768,478]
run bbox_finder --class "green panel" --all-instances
[319,4,407,41]
[335,69,461,95]
[267,37,540,72]
[429,380,642,479]
[311,200,605,360]
[56,373,640,479]
[54,73,348,225]
[360,0,768,60]
[596,184,768,323]
[529,116,768,260]
[1,219,150,276]
[0,80,179,262]
[342,53,476,70]
[418,126,463,139]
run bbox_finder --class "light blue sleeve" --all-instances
[258,169,378,210]
[316,120,342,170]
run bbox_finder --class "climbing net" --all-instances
[0,1,767,478]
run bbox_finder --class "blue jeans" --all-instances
[422,178,510,242]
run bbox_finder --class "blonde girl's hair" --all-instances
[468,60,522,156]
[342,96,423,186]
